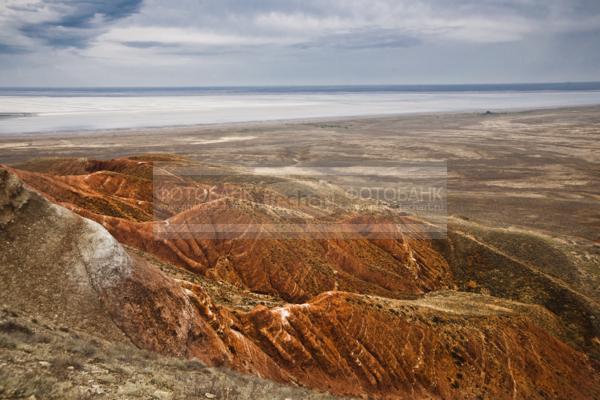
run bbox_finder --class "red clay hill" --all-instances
[2,157,599,399]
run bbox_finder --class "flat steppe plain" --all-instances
[1,105,598,240]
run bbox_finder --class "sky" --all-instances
[0,0,599,86]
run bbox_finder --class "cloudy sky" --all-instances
[1,0,599,86]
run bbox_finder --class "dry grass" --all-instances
[0,308,343,400]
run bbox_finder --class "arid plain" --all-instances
[2,105,598,238]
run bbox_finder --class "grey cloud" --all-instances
[0,43,28,54]
[119,40,244,56]
[145,0,600,45]
[0,0,599,86]
[120,41,173,49]
[6,0,600,50]
[295,29,420,50]
[15,0,143,48]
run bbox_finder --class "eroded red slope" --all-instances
[2,165,599,399]
[12,157,453,302]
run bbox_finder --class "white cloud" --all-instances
[254,12,356,33]
[99,26,300,47]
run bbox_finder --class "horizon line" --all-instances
[1,81,600,90]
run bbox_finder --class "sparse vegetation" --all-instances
[0,309,340,400]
